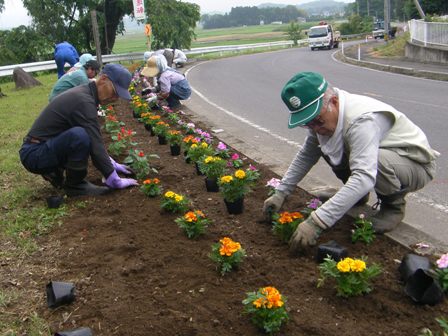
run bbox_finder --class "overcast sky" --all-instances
[0,0,354,29]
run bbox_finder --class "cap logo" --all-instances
[318,79,326,91]
[289,96,301,108]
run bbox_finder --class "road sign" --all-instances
[145,24,152,37]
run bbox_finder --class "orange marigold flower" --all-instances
[219,237,241,256]
[184,211,197,222]
[143,179,151,185]
[195,210,205,218]
[152,178,160,184]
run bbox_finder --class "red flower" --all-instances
[138,151,144,157]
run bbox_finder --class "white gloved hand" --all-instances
[289,212,327,252]
[262,190,287,222]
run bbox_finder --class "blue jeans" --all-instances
[19,127,90,175]
[167,79,191,108]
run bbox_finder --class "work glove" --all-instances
[262,190,287,222]
[110,156,132,175]
[289,211,327,253]
[105,170,138,189]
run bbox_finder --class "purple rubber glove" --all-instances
[110,156,132,175]
[105,171,138,189]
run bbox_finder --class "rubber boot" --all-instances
[42,168,65,189]
[371,192,407,234]
[64,161,110,197]
[313,188,370,206]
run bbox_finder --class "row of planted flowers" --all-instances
[97,79,448,333]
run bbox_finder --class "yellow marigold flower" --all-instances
[175,195,183,202]
[165,191,175,198]
[337,259,351,273]
[184,211,197,222]
[200,142,208,148]
[190,144,198,149]
[220,175,233,183]
[253,297,265,308]
[234,170,246,179]
[204,156,214,164]
[351,259,366,272]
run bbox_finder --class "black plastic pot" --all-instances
[398,253,431,282]
[46,281,75,308]
[205,177,219,192]
[170,144,181,156]
[224,198,244,215]
[195,162,204,175]
[54,327,93,336]
[158,135,167,145]
[46,195,64,209]
[132,110,140,119]
[316,240,348,263]
[404,269,444,306]
[144,124,152,133]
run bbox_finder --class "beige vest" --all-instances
[341,90,440,165]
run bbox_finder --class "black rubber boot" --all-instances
[313,188,370,206]
[63,161,110,197]
[372,192,407,234]
[42,168,65,189]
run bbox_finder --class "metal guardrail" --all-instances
[0,40,306,77]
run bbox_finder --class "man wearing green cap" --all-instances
[263,72,439,252]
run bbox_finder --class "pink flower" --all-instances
[249,164,257,171]
[187,123,195,129]
[217,142,227,151]
[436,253,448,269]
[231,153,239,160]
[266,178,281,188]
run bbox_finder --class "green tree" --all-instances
[0,0,4,13]
[146,0,200,50]
[285,21,302,46]
[22,0,133,54]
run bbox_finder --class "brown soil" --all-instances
[10,101,448,335]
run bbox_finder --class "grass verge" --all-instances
[372,32,409,57]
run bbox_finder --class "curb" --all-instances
[335,48,448,82]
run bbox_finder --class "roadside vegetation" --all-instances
[373,32,410,57]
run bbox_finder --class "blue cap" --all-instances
[101,64,132,100]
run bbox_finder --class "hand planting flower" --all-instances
[266,178,281,197]
[108,127,137,157]
[197,156,227,180]
[272,211,304,243]
[218,168,259,203]
[161,190,190,213]
[210,237,246,275]
[123,149,159,180]
[175,210,211,239]
[140,178,162,197]
[318,256,382,297]
[351,213,376,245]
[435,253,448,292]
[228,153,244,168]
[242,286,289,334]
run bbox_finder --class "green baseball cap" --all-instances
[281,72,328,129]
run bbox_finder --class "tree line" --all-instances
[0,0,199,67]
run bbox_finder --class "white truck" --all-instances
[307,22,340,50]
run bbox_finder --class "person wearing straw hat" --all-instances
[20,64,138,197]
[141,54,191,109]
[263,72,439,252]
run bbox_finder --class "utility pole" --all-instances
[91,10,102,67]
[384,0,390,38]
[367,0,370,17]
[413,0,426,19]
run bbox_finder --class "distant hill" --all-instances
[259,1,348,16]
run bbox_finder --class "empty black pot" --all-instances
[46,195,64,209]
[316,240,348,263]
[158,135,167,145]
[54,327,93,336]
[224,198,244,215]
[170,144,181,156]
[205,177,219,192]
[46,281,75,308]
[398,253,431,282]
[404,269,444,306]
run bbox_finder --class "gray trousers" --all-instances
[325,148,434,196]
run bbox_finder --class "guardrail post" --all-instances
[358,44,361,61]
[342,41,344,55]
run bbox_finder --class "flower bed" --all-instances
[33,99,448,335]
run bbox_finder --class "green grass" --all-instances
[372,32,409,57]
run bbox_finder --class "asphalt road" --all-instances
[185,46,448,249]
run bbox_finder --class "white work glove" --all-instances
[262,190,287,222]
[289,211,327,253]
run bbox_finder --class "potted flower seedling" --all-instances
[186,142,214,173]
[182,122,196,135]
[228,153,244,168]
[153,121,170,144]
[146,114,162,136]
[123,149,159,180]
[265,178,281,197]
[351,213,376,245]
[130,95,148,118]
[218,168,259,214]
[182,135,200,155]
[318,256,382,297]
[301,198,323,217]
[108,127,137,157]
[140,178,162,197]
[214,141,231,159]
[166,110,180,125]
[139,111,154,129]
[161,191,190,213]
[435,253,448,293]
[104,114,124,134]
[209,237,246,275]
[272,211,304,243]
[166,130,183,156]
[242,286,289,334]
[175,210,211,239]
[197,156,227,192]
